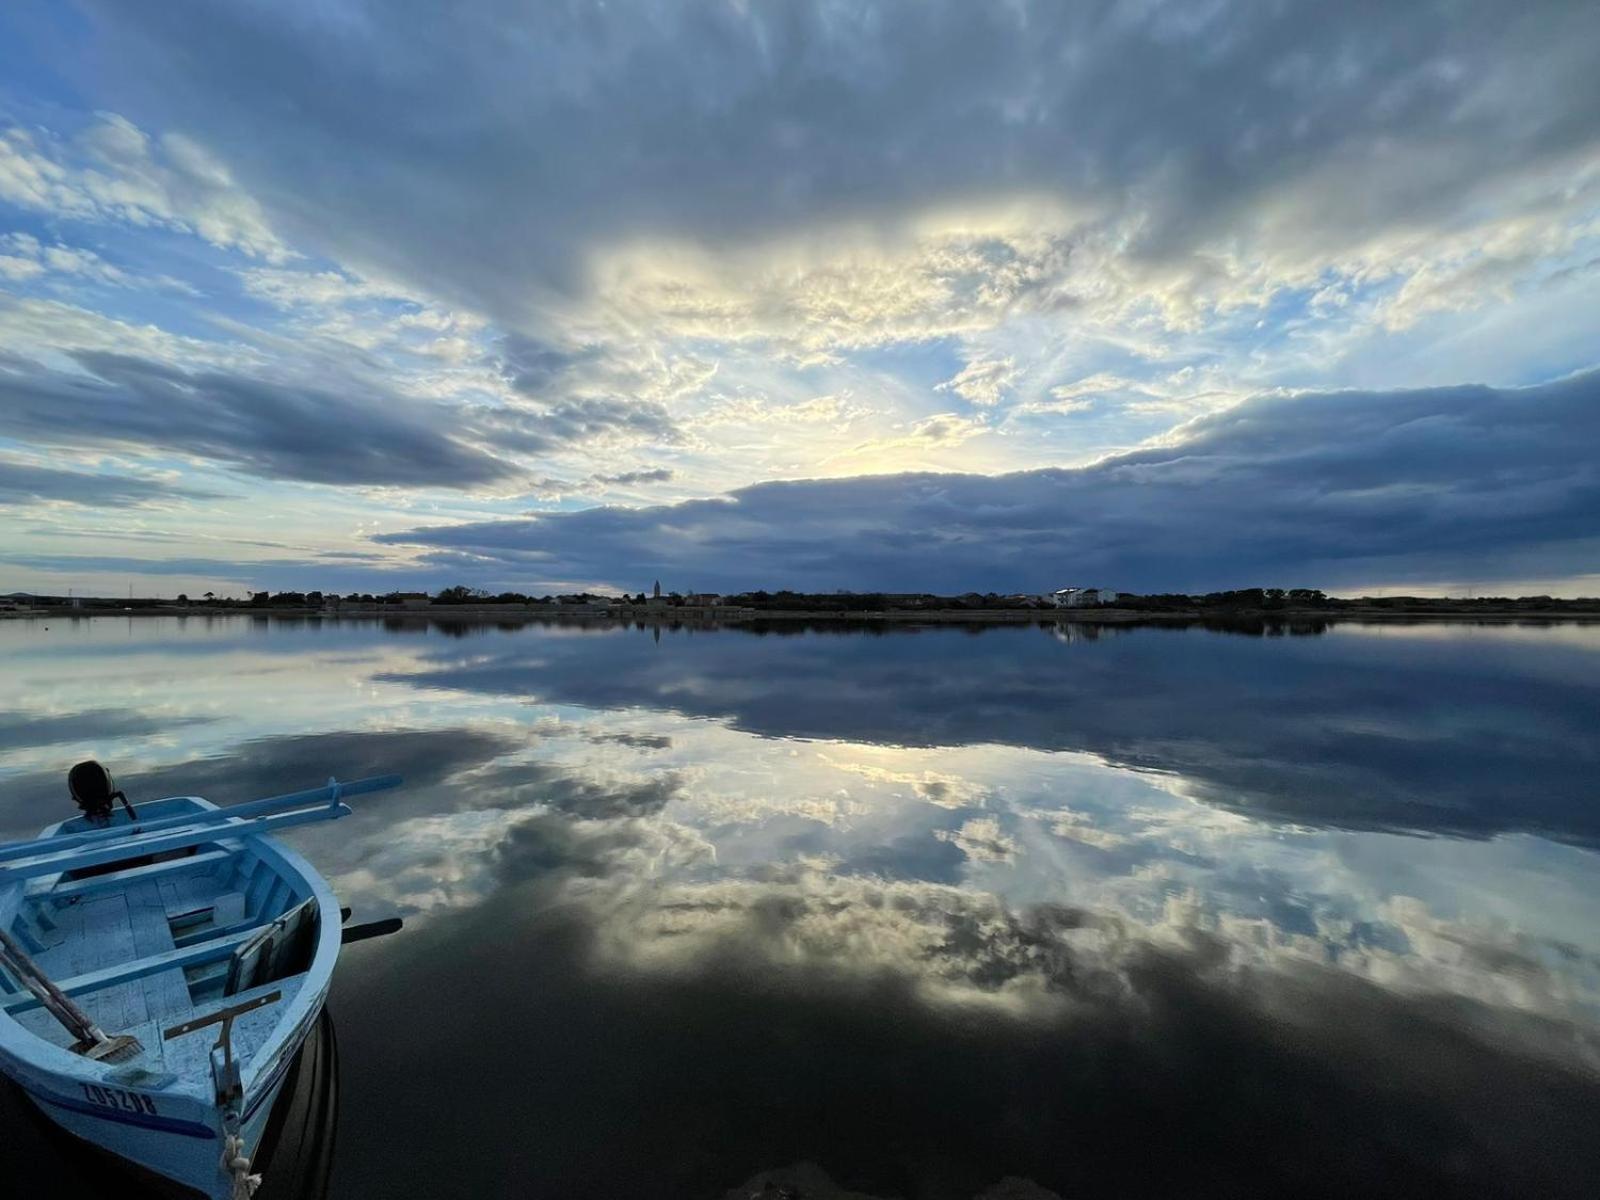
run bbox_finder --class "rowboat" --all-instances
[0,763,401,1199]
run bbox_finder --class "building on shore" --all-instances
[394,592,432,609]
[1049,587,1119,608]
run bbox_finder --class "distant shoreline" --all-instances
[5,604,1599,624]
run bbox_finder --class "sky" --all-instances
[1,0,1598,598]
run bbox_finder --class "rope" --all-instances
[221,1134,262,1199]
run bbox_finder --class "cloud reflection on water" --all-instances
[1,616,1598,1197]
[330,849,1600,1199]
[377,618,1600,846]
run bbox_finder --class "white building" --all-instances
[1048,587,1119,608]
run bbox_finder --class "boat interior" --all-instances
[0,798,320,1082]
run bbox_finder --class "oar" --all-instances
[0,927,141,1062]
[0,774,403,865]
[340,917,403,945]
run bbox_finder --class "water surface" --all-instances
[2,615,1598,1198]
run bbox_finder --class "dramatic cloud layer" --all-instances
[1,1,1598,591]
[68,1,1600,323]
[0,455,201,507]
[0,351,519,487]
[379,371,1600,592]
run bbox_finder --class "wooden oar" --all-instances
[0,803,356,882]
[0,927,141,1062]
[0,774,402,865]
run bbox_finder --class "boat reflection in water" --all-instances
[0,1004,338,1199]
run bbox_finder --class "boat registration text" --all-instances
[80,1083,158,1116]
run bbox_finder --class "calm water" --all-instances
[2,615,1599,1198]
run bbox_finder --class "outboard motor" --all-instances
[68,760,138,825]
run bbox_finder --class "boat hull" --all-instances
[1,1006,339,1199]
[1,978,326,1199]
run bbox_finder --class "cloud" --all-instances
[0,231,197,295]
[1033,372,1160,416]
[832,410,992,465]
[4,3,1599,591]
[0,300,686,501]
[0,456,207,508]
[0,233,116,286]
[65,1,1600,345]
[592,467,674,487]
[937,357,1019,407]
[466,394,681,458]
[372,603,1600,849]
[582,213,1080,362]
[232,263,491,366]
[235,265,418,310]
[0,552,406,590]
[0,295,251,372]
[0,115,288,260]
[0,708,214,753]
[0,350,520,487]
[326,849,1600,1198]
[377,370,1600,591]
[465,760,686,824]
[935,815,1020,863]
[586,732,673,751]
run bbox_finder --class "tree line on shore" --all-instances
[11,587,1598,613]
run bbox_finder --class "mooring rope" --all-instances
[221,1133,262,1199]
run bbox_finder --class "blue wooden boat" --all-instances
[0,764,400,1199]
